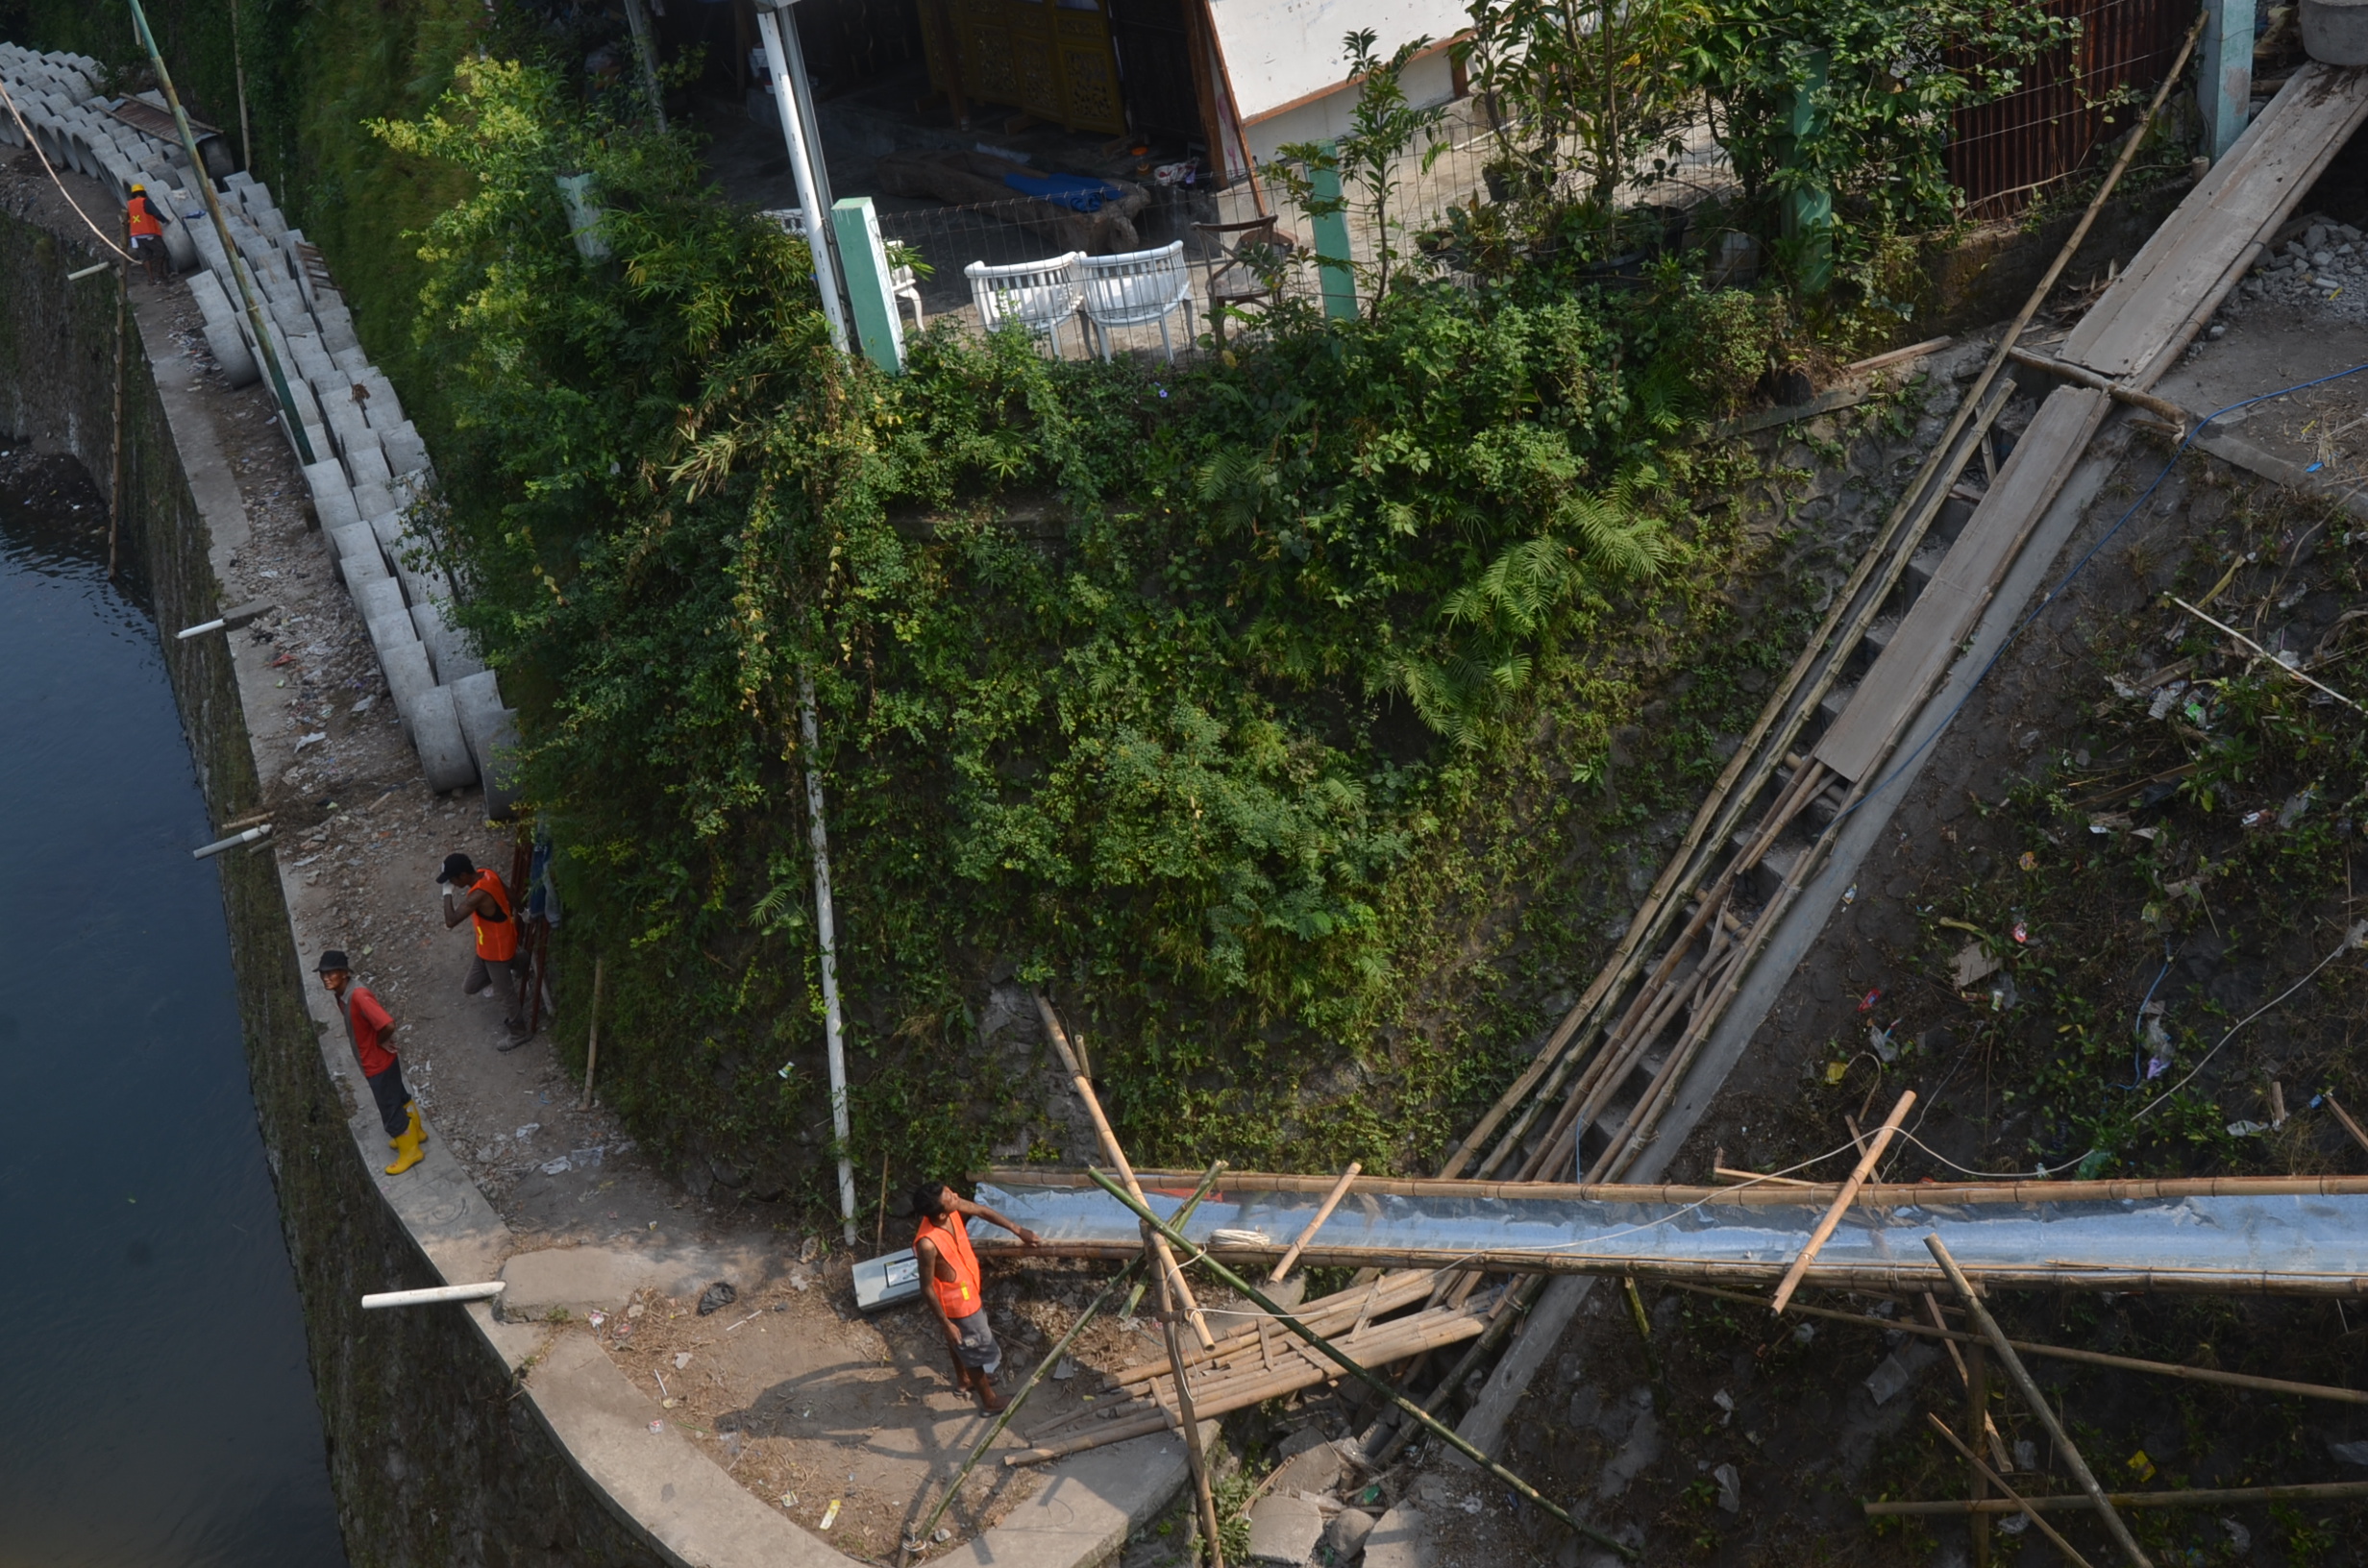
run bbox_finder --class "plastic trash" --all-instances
[819,1499,842,1531]
[1951,942,2001,990]
[697,1281,737,1315]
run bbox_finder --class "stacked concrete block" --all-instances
[6,38,503,804]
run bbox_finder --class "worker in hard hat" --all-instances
[126,182,171,284]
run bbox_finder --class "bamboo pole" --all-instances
[1108,1271,1439,1386]
[988,1239,2368,1297]
[1671,1282,2368,1406]
[903,1164,1226,1563]
[800,674,857,1243]
[1159,1241,1224,1568]
[1928,1236,2153,1568]
[1926,1415,2095,1568]
[2330,1092,2368,1158]
[577,955,604,1111]
[1034,992,1213,1349]
[985,1167,2368,1207]
[1369,1276,1543,1467]
[1966,1341,1992,1568]
[1925,1292,2012,1469]
[1086,1168,1637,1560]
[1772,1091,1914,1313]
[1868,1481,2368,1515]
[1270,1164,1361,1282]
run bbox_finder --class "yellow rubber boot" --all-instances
[384,1121,425,1176]
[387,1102,424,1149]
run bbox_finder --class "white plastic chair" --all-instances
[1077,241,1196,362]
[966,252,1084,357]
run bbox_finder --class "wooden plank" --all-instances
[2062,65,2368,377]
[1813,387,2107,782]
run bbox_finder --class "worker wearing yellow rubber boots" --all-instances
[318,949,426,1174]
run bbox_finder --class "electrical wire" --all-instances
[0,76,133,261]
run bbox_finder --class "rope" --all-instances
[0,75,133,261]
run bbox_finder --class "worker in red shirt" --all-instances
[911,1181,1041,1411]
[437,851,530,1044]
[318,948,426,1175]
[126,183,170,284]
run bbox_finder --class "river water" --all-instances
[0,452,348,1566]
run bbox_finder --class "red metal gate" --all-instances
[1945,0,2194,219]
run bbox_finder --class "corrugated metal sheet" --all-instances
[1947,0,2190,219]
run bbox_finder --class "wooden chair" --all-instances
[1192,215,1295,344]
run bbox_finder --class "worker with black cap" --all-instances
[318,949,425,1175]
[437,851,530,1044]
[126,182,170,284]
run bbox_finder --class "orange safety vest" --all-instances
[915,1213,983,1319]
[471,867,517,961]
[127,195,162,238]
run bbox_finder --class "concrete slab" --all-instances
[1362,1506,1429,1568]
[1246,1492,1326,1563]
[498,1242,777,1321]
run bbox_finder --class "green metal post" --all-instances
[123,0,315,467]
[1310,143,1357,321]
[2201,0,2256,161]
[829,197,904,373]
[1781,50,1834,297]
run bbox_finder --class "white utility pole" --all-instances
[799,672,858,1243]
[754,1,849,353]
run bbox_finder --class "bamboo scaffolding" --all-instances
[1928,1415,2095,1568]
[1010,1306,1493,1460]
[1157,1233,1223,1568]
[1035,992,1214,1350]
[985,1240,2368,1297]
[1105,1270,1440,1387]
[1270,1164,1361,1281]
[1930,1236,2154,1568]
[1084,1169,1639,1559]
[1868,1482,2368,1515]
[988,1169,2368,1206]
[1671,1283,2368,1406]
[1772,1090,1914,1313]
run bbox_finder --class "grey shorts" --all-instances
[950,1309,1002,1376]
[464,950,530,993]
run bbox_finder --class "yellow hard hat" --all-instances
[130,182,144,193]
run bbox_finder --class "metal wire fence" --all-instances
[865,99,1741,363]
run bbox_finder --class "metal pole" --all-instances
[754,5,849,353]
[122,0,316,468]
[800,672,857,1242]
[621,0,670,133]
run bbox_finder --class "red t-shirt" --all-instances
[345,984,397,1077]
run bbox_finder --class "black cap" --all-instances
[436,852,476,884]
[316,949,351,974]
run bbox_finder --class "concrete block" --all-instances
[338,546,391,594]
[2305,0,2368,62]
[311,478,358,532]
[379,637,436,744]
[346,443,392,492]
[187,268,235,326]
[1267,1440,1344,1499]
[1246,1493,1326,1564]
[201,318,259,388]
[368,608,419,660]
[352,480,396,521]
[303,456,350,508]
[450,671,523,820]
[407,682,480,793]
[381,422,430,478]
[333,345,372,377]
[411,598,486,685]
[354,576,407,630]
[327,521,383,569]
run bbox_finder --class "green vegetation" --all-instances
[4,0,2084,1211]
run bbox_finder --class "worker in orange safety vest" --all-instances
[911,1181,1041,1411]
[126,183,171,284]
[437,851,532,1046]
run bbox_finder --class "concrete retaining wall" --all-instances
[0,204,665,1568]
